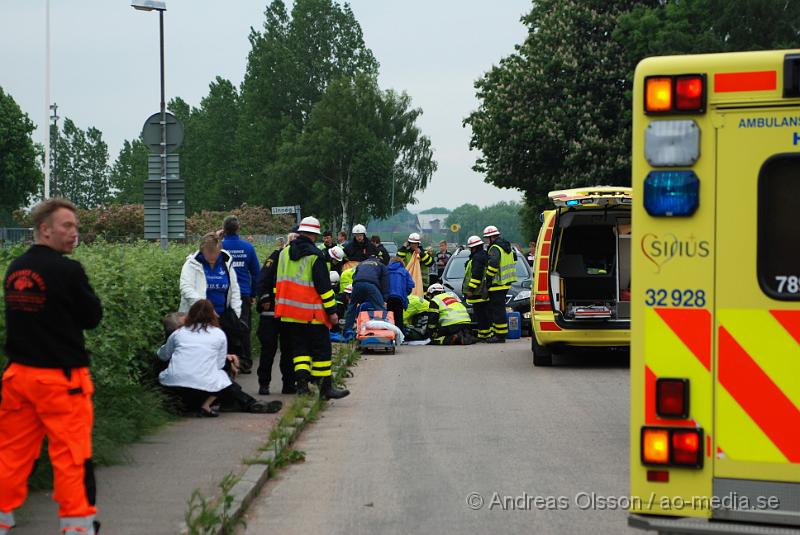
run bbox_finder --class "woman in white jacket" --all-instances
[180,232,242,317]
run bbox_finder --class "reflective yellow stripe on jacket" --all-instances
[432,293,471,327]
[487,245,517,291]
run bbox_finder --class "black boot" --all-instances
[320,377,349,400]
[295,376,311,395]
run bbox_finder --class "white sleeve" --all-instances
[217,329,228,369]
[228,259,242,317]
[179,259,204,305]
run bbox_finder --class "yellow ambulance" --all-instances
[629,50,800,533]
[530,186,632,366]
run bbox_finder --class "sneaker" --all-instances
[258,385,270,396]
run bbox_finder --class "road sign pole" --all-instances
[158,9,168,250]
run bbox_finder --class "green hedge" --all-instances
[0,241,196,483]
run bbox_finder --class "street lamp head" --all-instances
[131,0,166,11]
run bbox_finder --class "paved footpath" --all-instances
[12,366,288,535]
[239,340,637,535]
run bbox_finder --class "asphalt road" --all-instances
[240,339,637,534]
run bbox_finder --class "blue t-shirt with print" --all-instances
[200,254,229,315]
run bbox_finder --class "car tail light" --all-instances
[641,427,704,468]
[646,77,672,113]
[534,293,552,312]
[672,430,702,467]
[642,429,670,465]
[656,378,689,419]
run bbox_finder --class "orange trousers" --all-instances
[0,363,96,518]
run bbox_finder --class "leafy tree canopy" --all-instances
[0,86,42,224]
[52,118,111,209]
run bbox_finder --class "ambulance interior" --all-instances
[549,211,631,324]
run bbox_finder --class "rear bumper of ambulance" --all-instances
[629,514,800,534]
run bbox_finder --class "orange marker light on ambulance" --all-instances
[645,77,672,113]
[642,428,670,464]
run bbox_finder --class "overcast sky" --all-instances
[0,0,530,211]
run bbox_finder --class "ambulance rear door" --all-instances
[713,105,800,526]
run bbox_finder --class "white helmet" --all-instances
[329,271,340,285]
[467,235,484,249]
[352,224,367,235]
[483,225,500,238]
[408,232,421,244]
[427,283,445,294]
[329,245,345,262]
[298,216,321,235]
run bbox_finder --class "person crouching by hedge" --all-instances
[180,232,244,357]
[157,300,281,416]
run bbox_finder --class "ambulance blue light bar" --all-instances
[644,171,699,216]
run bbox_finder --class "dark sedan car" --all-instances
[439,248,533,335]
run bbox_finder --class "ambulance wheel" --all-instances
[532,336,553,367]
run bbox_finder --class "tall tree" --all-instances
[269,75,435,231]
[52,118,111,208]
[170,77,242,212]
[0,87,42,224]
[465,0,655,221]
[237,0,379,207]
[109,138,149,204]
[615,0,800,66]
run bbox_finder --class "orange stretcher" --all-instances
[356,308,396,354]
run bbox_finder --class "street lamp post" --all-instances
[132,0,168,250]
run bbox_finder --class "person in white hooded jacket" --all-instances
[180,233,243,353]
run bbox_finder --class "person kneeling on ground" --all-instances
[426,283,475,345]
[343,254,389,333]
[157,299,281,417]
[386,256,415,333]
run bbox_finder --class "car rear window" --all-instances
[758,155,800,300]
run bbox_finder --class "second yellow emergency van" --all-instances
[530,186,632,366]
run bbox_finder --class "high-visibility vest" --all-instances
[488,244,517,291]
[339,267,355,294]
[275,247,331,327]
[432,293,471,327]
[404,294,430,325]
[463,258,488,304]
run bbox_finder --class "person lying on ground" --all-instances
[157,299,281,417]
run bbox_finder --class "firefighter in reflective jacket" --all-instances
[0,199,103,535]
[483,225,517,343]
[274,216,349,399]
[427,284,473,345]
[397,233,434,287]
[462,235,492,341]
